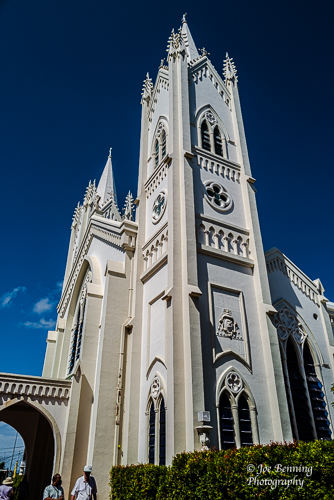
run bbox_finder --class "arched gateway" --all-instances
[0,373,71,500]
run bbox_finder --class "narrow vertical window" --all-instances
[159,399,166,465]
[304,343,331,440]
[238,394,253,446]
[68,299,86,374]
[286,339,314,441]
[214,126,223,156]
[148,402,155,463]
[155,139,159,167]
[201,121,211,151]
[219,393,235,449]
[161,129,166,159]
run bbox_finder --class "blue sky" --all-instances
[0,0,333,382]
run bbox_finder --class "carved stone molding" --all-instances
[152,190,167,224]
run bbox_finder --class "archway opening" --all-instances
[0,401,54,499]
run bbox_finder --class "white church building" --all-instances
[1,16,334,500]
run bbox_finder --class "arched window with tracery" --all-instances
[219,392,235,449]
[238,394,253,446]
[214,126,223,156]
[201,121,211,151]
[148,401,155,464]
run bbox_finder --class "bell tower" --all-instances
[123,15,292,465]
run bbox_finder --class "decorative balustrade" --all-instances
[0,374,71,402]
[196,216,252,266]
[143,230,168,272]
[193,146,241,182]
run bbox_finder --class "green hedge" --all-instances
[110,440,334,499]
[12,474,24,500]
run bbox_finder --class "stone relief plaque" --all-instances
[212,288,245,359]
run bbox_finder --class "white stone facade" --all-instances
[1,16,334,500]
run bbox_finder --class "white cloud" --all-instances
[56,281,63,290]
[0,286,26,308]
[23,318,56,329]
[33,297,54,314]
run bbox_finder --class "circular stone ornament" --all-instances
[204,181,232,212]
[152,190,167,224]
[151,376,161,398]
[226,371,243,393]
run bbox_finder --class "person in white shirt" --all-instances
[0,476,14,500]
[71,466,97,500]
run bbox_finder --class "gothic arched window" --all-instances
[214,126,223,156]
[201,121,211,151]
[238,394,253,446]
[303,343,331,440]
[286,338,314,441]
[159,398,166,465]
[155,139,159,168]
[219,392,235,449]
[148,402,155,464]
[161,130,166,160]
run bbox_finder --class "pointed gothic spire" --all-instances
[96,149,118,206]
[181,14,199,62]
[166,27,186,60]
[223,52,238,84]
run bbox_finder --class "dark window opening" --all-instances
[155,139,159,167]
[161,130,166,159]
[214,126,223,156]
[159,399,166,465]
[201,121,211,151]
[304,343,331,440]
[148,403,155,464]
[219,392,236,450]
[238,394,253,446]
[286,339,314,441]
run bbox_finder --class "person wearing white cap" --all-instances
[70,466,97,500]
[0,476,14,499]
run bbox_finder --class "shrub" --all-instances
[110,440,334,499]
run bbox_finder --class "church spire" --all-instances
[181,14,199,62]
[96,148,118,206]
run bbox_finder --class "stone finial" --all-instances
[167,28,186,59]
[122,191,134,221]
[223,52,238,84]
[159,58,165,68]
[141,72,154,103]
[182,13,187,24]
[109,147,112,158]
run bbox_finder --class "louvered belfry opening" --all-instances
[286,339,314,441]
[214,126,223,156]
[155,139,159,167]
[159,398,166,465]
[201,121,211,151]
[161,129,166,159]
[219,392,236,449]
[68,300,85,374]
[303,343,332,440]
[238,394,253,446]
[148,402,155,463]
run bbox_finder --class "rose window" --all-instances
[204,181,232,212]
[152,190,167,224]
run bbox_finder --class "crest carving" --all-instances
[217,309,242,340]
[205,111,217,126]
